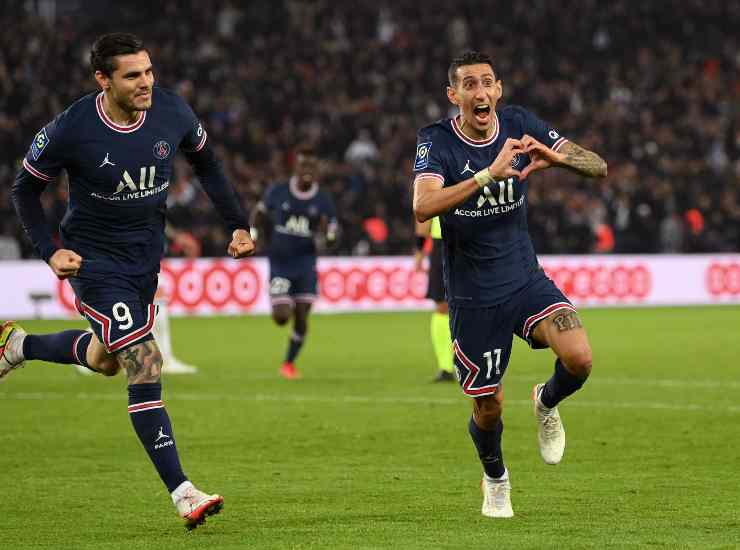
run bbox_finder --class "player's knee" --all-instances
[473,396,503,430]
[561,346,592,379]
[94,356,121,377]
[272,312,290,326]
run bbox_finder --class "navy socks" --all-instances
[128,383,187,492]
[23,330,93,368]
[468,416,505,479]
[285,330,305,363]
[539,359,588,409]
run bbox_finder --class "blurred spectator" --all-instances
[0,0,738,259]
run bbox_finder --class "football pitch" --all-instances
[1,307,738,549]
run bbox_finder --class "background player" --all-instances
[414,217,454,382]
[250,145,337,379]
[412,51,607,518]
[1,33,254,529]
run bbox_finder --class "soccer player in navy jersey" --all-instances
[1,33,254,529]
[250,145,337,379]
[412,51,607,518]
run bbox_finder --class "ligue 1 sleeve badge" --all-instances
[153,140,171,160]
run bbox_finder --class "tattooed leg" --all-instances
[551,310,583,332]
[533,308,592,409]
[117,340,163,384]
[531,308,592,379]
[121,339,188,493]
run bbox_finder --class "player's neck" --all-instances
[457,115,496,141]
[102,92,142,125]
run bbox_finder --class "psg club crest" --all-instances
[153,140,171,160]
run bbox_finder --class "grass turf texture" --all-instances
[0,307,738,549]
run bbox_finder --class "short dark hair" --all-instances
[448,51,496,87]
[90,33,147,76]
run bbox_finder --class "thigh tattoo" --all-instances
[551,310,582,332]
[117,341,162,383]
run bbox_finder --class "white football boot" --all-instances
[0,322,26,380]
[533,383,566,465]
[172,481,224,530]
[480,473,514,518]
[162,358,199,375]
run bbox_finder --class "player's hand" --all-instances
[414,251,427,272]
[488,138,525,180]
[49,249,82,280]
[228,228,255,259]
[519,134,564,180]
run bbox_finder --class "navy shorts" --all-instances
[450,269,576,397]
[269,266,318,306]
[69,272,158,354]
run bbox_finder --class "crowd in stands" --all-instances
[1,0,738,259]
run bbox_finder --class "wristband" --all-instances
[473,168,494,188]
[415,236,425,251]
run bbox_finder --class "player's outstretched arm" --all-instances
[414,138,524,222]
[183,144,253,254]
[557,141,607,178]
[11,169,59,262]
[414,219,431,272]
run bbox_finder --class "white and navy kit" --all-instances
[258,177,337,305]
[413,106,576,396]
[14,87,248,352]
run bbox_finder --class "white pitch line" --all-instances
[504,375,740,390]
[0,391,738,414]
[190,373,740,390]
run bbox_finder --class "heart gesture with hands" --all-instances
[519,134,565,180]
[488,138,526,180]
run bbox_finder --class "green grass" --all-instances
[1,307,739,549]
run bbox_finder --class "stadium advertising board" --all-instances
[0,255,738,319]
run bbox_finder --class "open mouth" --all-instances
[473,104,491,123]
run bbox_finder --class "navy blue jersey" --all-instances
[21,87,218,275]
[259,178,337,274]
[412,106,569,308]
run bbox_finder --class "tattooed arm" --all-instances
[556,142,608,178]
[520,135,607,180]
[116,341,163,384]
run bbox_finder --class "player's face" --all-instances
[97,51,155,112]
[447,64,502,137]
[295,153,319,186]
